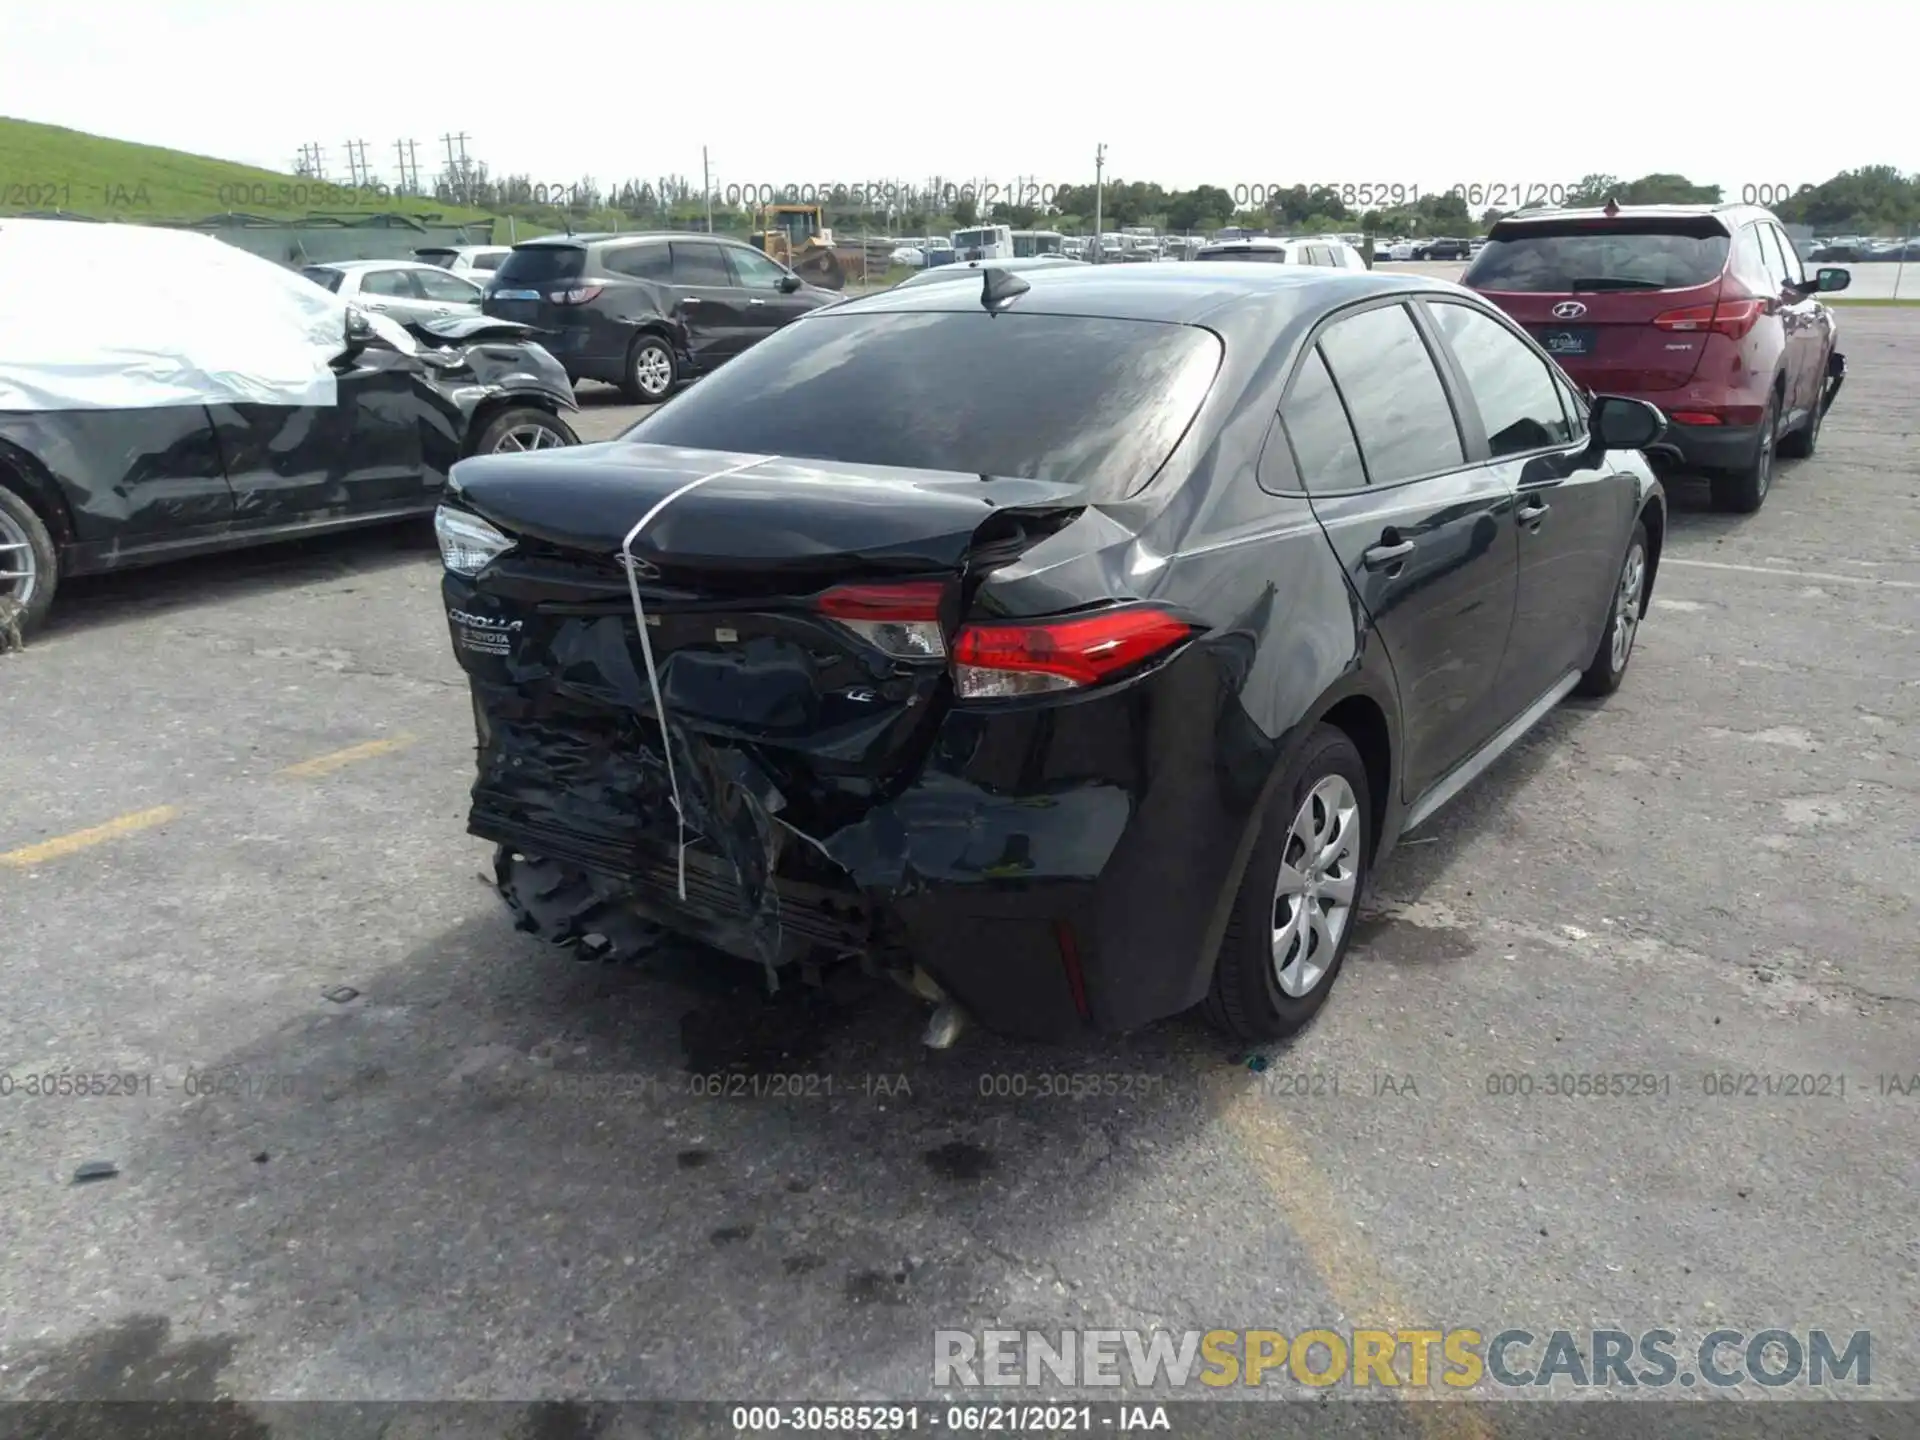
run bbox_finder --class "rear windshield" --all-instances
[629,310,1222,500]
[1465,219,1730,292]
[414,249,455,267]
[1196,248,1285,262]
[491,245,586,285]
[301,267,342,292]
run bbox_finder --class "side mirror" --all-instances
[778,273,803,293]
[1813,266,1850,294]
[337,308,373,365]
[1590,395,1667,451]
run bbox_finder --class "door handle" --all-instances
[748,298,767,306]
[364,302,389,311]
[1362,538,1416,569]
[1517,499,1551,527]
[682,298,702,306]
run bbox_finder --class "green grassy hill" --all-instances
[0,116,490,225]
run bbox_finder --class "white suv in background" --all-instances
[1191,237,1368,269]
[413,245,513,286]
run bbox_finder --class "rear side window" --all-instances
[474,250,509,268]
[1465,220,1731,292]
[1317,304,1464,484]
[604,243,671,280]
[360,269,419,298]
[1278,348,1366,492]
[670,242,733,286]
[301,267,342,293]
[491,245,586,286]
[1424,302,1572,457]
[629,311,1222,501]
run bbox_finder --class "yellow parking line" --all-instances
[0,805,181,867]
[1213,1075,1498,1440]
[278,733,417,779]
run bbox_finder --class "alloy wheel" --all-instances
[634,346,673,399]
[491,423,568,453]
[0,505,38,610]
[1271,774,1361,998]
[1610,541,1646,673]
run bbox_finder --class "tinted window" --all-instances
[1196,248,1285,262]
[416,269,481,303]
[414,250,456,268]
[1464,219,1731,292]
[359,269,417,297]
[630,312,1221,501]
[302,267,342,293]
[670,241,732,286]
[1317,304,1463,484]
[1278,348,1366,492]
[1426,302,1572,457]
[725,245,790,289]
[604,243,671,280]
[492,245,585,285]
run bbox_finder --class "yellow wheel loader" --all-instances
[750,204,847,291]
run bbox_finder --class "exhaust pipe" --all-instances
[890,965,971,1049]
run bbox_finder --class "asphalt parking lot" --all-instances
[1,312,1916,1427]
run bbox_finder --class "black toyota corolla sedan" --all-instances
[433,264,1668,1044]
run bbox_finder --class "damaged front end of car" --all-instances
[435,441,1209,1044]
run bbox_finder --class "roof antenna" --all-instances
[980,266,1029,313]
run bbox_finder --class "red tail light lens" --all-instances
[1653,297,1764,340]
[952,607,1196,699]
[548,286,604,305]
[813,581,948,659]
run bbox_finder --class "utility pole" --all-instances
[702,146,714,233]
[393,139,421,195]
[1093,143,1106,262]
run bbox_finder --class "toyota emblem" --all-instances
[1552,301,1588,319]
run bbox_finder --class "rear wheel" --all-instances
[1203,726,1371,1043]
[1709,390,1778,513]
[0,481,57,646]
[474,406,578,455]
[1777,374,1823,460]
[622,334,677,403]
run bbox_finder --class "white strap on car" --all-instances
[619,455,777,901]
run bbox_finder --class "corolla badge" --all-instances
[1552,301,1588,319]
[616,553,661,580]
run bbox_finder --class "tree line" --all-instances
[435,164,1920,238]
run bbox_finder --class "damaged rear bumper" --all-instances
[453,579,1256,1042]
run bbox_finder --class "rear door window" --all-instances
[359,268,419,298]
[1730,225,1774,294]
[1764,223,1806,288]
[1275,348,1367,492]
[604,243,672,280]
[416,269,482,303]
[725,245,791,289]
[1317,303,1464,484]
[629,311,1222,501]
[1464,219,1732,292]
[1424,301,1573,457]
[670,242,734,286]
[301,267,343,292]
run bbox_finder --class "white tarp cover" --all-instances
[0,217,352,412]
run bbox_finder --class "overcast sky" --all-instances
[4,0,1909,200]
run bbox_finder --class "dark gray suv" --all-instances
[481,233,840,402]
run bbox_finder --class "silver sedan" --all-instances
[300,260,486,325]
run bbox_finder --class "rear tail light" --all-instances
[1667,411,1723,426]
[951,607,1196,699]
[548,285,604,305]
[1653,297,1764,340]
[814,581,948,659]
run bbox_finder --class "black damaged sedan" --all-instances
[435,264,1667,1043]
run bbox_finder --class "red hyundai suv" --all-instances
[1463,203,1849,512]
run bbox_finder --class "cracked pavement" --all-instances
[0,320,1915,1425]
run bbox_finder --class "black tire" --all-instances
[494,845,664,963]
[1202,725,1371,1043]
[1709,389,1779,513]
[1574,520,1649,699]
[620,333,678,404]
[472,406,578,455]
[0,480,58,646]
[1777,374,1823,460]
